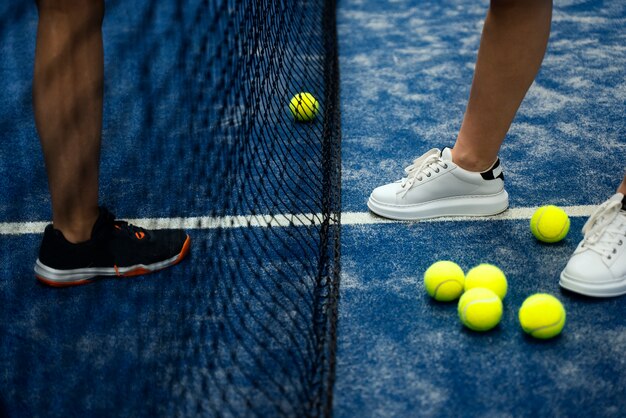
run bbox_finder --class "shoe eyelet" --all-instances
[608,255,612,260]
[443,164,448,169]
[426,173,431,177]
[434,168,440,173]
[613,249,617,254]
[619,240,623,245]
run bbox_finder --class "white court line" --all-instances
[0,205,595,235]
[343,205,595,225]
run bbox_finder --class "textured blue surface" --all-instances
[1,0,626,417]
[0,0,328,223]
[1,228,321,417]
[0,1,331,417]
[336,220,626,417]
[336,0,626,417]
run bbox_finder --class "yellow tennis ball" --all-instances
[518,293,566,339]
[530,205,570,243]
[423,261,465,302]
[458,288,503,331]
[289,92,319,122]
[464,264,508,300]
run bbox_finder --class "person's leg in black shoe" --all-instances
[35,207,190,286]
[33,0,189,286]
[34,0,103,243]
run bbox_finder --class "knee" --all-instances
[36,0,104,27]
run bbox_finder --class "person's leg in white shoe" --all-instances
[560,175,626,297]
[368,0,553,220]
[452,0,552,171]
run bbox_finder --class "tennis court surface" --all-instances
[1,0,625,417]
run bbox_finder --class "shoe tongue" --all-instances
[619,193,626,211]
[440,147,453,162]
[604,193,626,212]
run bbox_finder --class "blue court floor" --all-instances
[1,0,625,417]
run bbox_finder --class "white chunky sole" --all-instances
[559,270,626,298]
[367,189,509,221]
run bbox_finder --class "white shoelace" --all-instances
[399,148,449,197]
[579,198,626,259]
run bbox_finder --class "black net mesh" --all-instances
[0,0,341,417]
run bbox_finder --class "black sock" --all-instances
[622,195,626,211]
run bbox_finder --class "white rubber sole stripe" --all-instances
[34,251,183,283]
[0,205,596,235]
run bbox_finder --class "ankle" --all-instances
[54,224,93,244]
[450,147,496,172]
[53,210,99,244]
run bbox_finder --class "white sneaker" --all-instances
[560,193,626,297]
[367,148,509,220]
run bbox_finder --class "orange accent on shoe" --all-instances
[114,265,120,276]
[175,235,192,264]
[135,231,146,240]
[122,267,152,277]
[36,275,92,287]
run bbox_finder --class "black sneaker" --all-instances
[34,207,191,287]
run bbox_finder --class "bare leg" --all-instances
[618,174,626,195]
[452,0,553,172]
[33,0,104,243]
